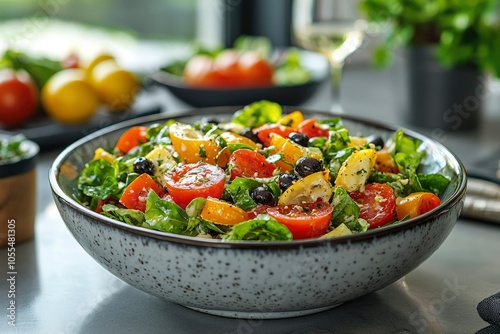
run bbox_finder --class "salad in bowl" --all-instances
[74,100,450,241]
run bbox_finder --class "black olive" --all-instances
[251,186,275,206]
[365,134,384,149]
[133,157,155,175]
[240,128,261,144]
[295,157,323,177]
[278,173,299,191]
[288,132,309,147]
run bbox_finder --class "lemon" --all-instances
[83,52,115,80]
[89,59,139,111]
[42,69,99,124]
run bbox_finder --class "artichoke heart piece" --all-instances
[278,171,332,205]
[335,148,377,192]
[146,146,178,182]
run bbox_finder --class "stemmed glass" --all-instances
[292,0,365,113]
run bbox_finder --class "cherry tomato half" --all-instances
[0,69,38,128]
[228,149,276,180]
[396,192,441,220]
[183,55,223,88]
[115,126,147,153]
[200,197,249,226]
[266,201,333,240]
[120,173,165,212]
[237,51,274,87]
[254,124,295,147]
[349,183,396,228]
[165,162,225,209]
[298,118,329,139]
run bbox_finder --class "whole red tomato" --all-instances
[0,69,38,128]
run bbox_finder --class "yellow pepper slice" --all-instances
[277,110,304,129]
[200,197,250,226]
[169,123,220,164]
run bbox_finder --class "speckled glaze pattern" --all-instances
[49,108,467,319]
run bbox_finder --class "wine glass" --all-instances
[292,0,365,113]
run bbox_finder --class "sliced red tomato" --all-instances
[298,118,329,138]
[183,55,222,88]
[396,192,441,220]
[213,49,243,87]
[115,126,147,153]
[266,201,333,240]
[119,173,165,212]
[228,149,276,180]
[349,183,396,228]
[254,124,295,147]
[237,51,274,87]
[165,162,225,209]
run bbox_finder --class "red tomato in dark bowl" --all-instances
[228,149,276,180]
[165,162,226,209]
[0,69,38,128]
[266,201,333,240]
[182,50,274,88]
[349,183,396,228]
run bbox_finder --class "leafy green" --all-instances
[0,134,28,162]
[101,204,145,227]
[391,130,425,173]
[417,173,451,195]
[231,100,282,128]
[1,49,62,89]
[185,198,225,235]
[273,49,312,86]
[223,177,280,211]
[144,191,196,236]
[77,159,120,200]
[223,214,292,241]
[359,0,500,77]
[233,35,272,59]
[330,187,368,232]
[327,147,356,180]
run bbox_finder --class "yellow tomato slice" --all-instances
[220,131,258,149]
[169,123,220,164]
[200,197,249,226]
[396,192,441,220]
[278,110,304,129]
[278,171,332,205]
[269,133,323,172]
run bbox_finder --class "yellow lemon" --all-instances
[42,69,99,124]
[83,52,115,80]
[90,59,139,111]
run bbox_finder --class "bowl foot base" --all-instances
[184,303,343,319]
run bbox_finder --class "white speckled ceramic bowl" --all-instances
[49,107,466,319]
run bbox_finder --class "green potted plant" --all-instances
[360,0,500,130]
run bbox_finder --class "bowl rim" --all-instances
[49,106,467,249]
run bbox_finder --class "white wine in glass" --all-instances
[292,0,365,112]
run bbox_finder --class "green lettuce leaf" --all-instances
[330,187,368,232]
[144,191,195,236]
[231,100,282,128]
[223,214,292,241]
